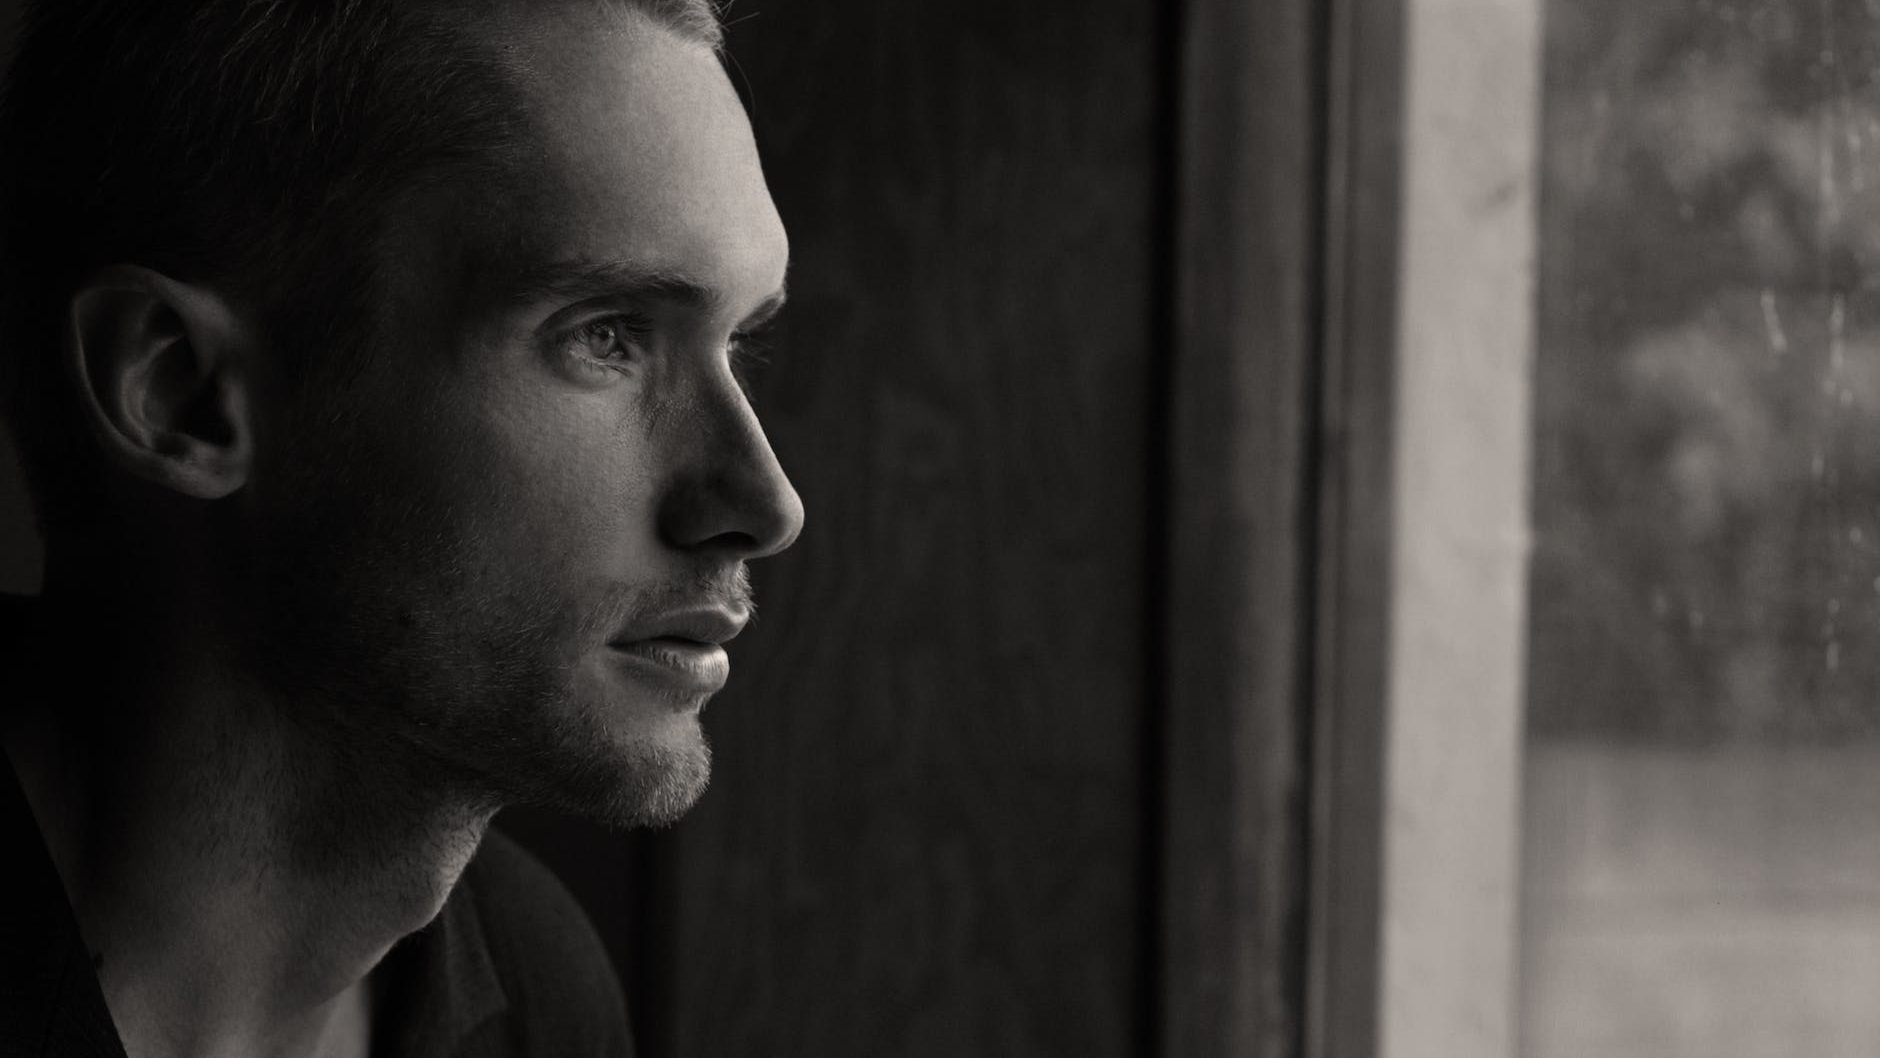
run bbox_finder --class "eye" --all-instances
[728,324,775,396]
[563,313,653,370]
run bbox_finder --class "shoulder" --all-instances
[461,830,637,1057]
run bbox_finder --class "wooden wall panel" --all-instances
[1159,0,1324,1055]
[1306,0,1405,1055]
[635,3,1164,1055]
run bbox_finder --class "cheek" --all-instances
[285,330,670,593]
[435,378,664,576]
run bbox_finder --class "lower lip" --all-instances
[608,638,730,695]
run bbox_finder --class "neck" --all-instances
[4,578,496,1058]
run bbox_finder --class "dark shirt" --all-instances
[0,599,636,1058]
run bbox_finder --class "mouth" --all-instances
[605,606,748,697]
[608,637,731,696]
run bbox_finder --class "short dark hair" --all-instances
[0,0,723,530]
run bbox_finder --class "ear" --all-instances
[65,265,257,500]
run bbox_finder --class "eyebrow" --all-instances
[508,256,788,331]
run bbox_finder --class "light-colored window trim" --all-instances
[1374,0,1544,1055]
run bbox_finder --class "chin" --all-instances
[597,727,713,828]
[500,704,715,830]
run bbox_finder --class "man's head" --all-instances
[0,0,803,827]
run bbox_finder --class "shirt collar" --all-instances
[374,866,511,1057]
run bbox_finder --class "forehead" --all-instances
[427,7,788,312]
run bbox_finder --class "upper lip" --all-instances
[611,607,750,647]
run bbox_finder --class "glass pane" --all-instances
[1521,1,1880,1056]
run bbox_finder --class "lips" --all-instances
[607,607,749,695]
[613,608,749,647]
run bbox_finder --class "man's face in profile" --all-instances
[242,8,801,827]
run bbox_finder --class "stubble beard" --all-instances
[261,546,719,830]
[262,570,717,830]
[234,456,717,835]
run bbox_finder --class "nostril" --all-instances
[656,461,802,559]
[656,393,802,558]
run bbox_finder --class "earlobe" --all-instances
[67,266,257,501]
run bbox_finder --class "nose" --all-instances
[656,382,804,561]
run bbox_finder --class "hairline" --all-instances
[0,0,732,530]
[342,5,744,369]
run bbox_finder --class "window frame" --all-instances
[1159,0,1546,1054]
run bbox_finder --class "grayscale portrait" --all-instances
[5,0,1876,1056]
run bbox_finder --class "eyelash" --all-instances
[561,312,775,390]
[565,313,655,371]
[728,327,772,392]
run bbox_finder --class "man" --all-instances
[0,0,803,1054]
